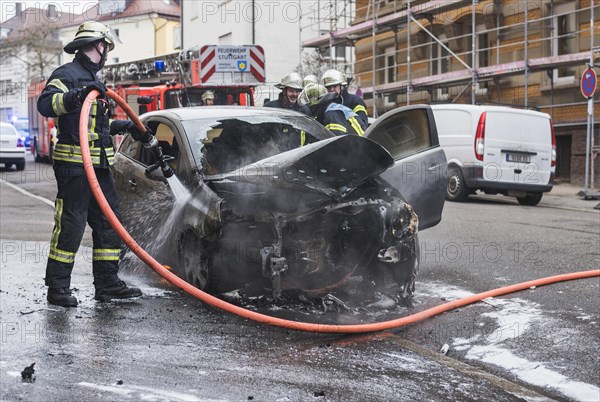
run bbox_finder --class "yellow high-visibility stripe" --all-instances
[52,93,68,115]
[300,130,306,147]
[88,101,100,142]
[48,79,68,93]
[349,117,364,136]
[48,199,75,263]
[93,248,120,261]
[353,105,367,115]
[49,198,63,253]
[326,123,347,133]
[49,247,76,263]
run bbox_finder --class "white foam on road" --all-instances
[422,282,600,402]
[78,382,213,401]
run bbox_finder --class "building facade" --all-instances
[304,0,600,186]
[181,0,354,104]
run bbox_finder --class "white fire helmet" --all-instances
[275,72,304,90]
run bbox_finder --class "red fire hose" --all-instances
[79,89,600,334]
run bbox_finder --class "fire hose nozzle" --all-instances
[143,137,174,179]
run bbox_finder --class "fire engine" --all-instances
[105,45,266,119]
[28,45,266,162]
[28,79,56,162]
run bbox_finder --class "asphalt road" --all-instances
[1,154,599,401]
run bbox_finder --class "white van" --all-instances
[431,104,555,206]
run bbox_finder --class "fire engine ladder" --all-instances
[104,48,201,86]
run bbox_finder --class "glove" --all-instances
[110,120,134,136]
[110,120,154,143]
[131,125,154,144]
[64,82,107,110]
[83,82,107,99]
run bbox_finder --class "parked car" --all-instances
[113,106,446,297]
[0,121,26,170]
[431,104,555,206]
[12,119,31,150]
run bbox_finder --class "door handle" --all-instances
[128,179,137,187]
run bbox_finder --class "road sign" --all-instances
[581,67,597,99]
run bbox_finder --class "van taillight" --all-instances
[550,119,556,167]
[474,112,486,161]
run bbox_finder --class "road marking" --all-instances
[0,178,54,208]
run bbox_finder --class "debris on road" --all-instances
[21,363,35,383]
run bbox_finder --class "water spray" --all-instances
[79,89,600,334]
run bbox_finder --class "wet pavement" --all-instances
[1,158,599,401]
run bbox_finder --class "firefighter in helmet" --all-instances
[264,72,311,116]
[202,90,215,106]
[37,21,155,307]
[303,74,318,88]
[299,83,366,136]
[321,69,369,128]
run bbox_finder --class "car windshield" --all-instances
[13,121,28,133]
[181,115,332,175]
[0,125,18,136]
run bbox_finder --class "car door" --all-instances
[365,105,447,230]
[113,116,187,244]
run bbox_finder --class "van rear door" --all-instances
[482,109,552,187]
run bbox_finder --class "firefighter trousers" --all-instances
[45,163,122,289]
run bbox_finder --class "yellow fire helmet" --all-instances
[303,74,319,87]
[64,21,121,54]
[202,90,215,102]
[275,72,304,90]
[321,69,347,87]
[299,83,328,106]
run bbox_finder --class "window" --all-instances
[384,47,396,104]
[552,3,576,83]
[120,122,180,174]
[366,109,432,159]
[430,37,450,99]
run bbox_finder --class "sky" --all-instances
[1,1,99,23]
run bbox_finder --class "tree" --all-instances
[295,49,329,79]
[0,20,63,81]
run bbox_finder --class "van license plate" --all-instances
[507,153,530,163]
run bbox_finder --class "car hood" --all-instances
[204,135,394,198]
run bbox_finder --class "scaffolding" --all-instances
[303,0,599,115]
[302,0,600,185]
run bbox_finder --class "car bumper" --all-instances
[461,164,553,193]
[0,150,26,163]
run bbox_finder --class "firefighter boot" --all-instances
[47,287,78,307]
[95,280,142,302]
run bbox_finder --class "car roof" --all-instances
[429,104,550,118]
[142,106,309,121]
[0,122,17,129]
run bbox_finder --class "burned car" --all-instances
[113,106,446,298]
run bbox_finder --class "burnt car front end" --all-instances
[201,135,419,298]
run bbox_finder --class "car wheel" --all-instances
[15,161,25,171]
[446,166,470,201]
[517,193,543,206]
[178,231,214,291]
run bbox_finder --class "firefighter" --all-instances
[264,73,311,116]
[299,83,366,136]
[38,21,155,307]
[321,69,369,128]
[303,74,318,88]
[202,90,215,106]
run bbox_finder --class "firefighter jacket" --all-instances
[264,93,312,116]
[318,102,365,136]
[335,89,369,128]
[37,52,114,168]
